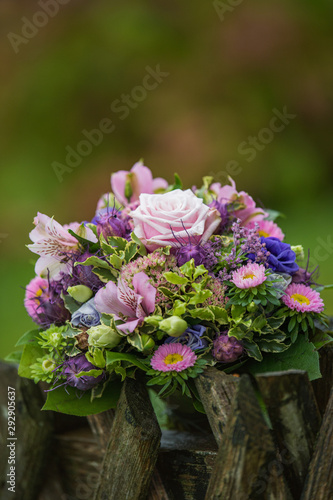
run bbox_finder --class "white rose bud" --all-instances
[159,316,188,337]
[87,325,122,348]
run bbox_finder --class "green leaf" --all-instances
[179,260,195,280]
[210,307,229,324]
[251,315,267,332]
[109,254,123,269]
[15,328,41,347]
[190,308,215,321]
[61,293,81,314]
[247,335,321,381]
[163,272,188,285]
[242,340,263,361]
[188,290,212,305]
[193,265,208,280]
[78,256,111,270]
[311,331,333,350]
[18,343,45,379]
[130,232,147,256]
[5,351,23,364]
[105,351,148,372]
[265,209,285,221]
[68,228,99,252]
[158,286,175,298]
[42,379,121,416]
[75,369,103,378]
[124,242,138,262]
[257,340,290,353]
[106,235,128,250]
[173,300,187,316]
[92,268,117,283]
[228,324,249,340]
[267,316,285,329]
[231,305,245,321]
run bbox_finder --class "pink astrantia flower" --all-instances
[151,343,197,372]
[246,220,285,241]
[231,262,267,289]
[130,189,221,252]
[94,271,156,334]
[210,177,268,225]
[27,213,97,278]
[282,283,324,313]
[111,161,168,206]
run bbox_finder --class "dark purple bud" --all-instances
[92,207,131,240]
[212,334,243,363]
[61,354,105,391]
[176,244,208,267]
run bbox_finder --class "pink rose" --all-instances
[111,161,168,206]
[211,177,268,226]
[130,189,221,251]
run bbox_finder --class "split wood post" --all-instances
[94,377,161,500]
[195,366,239,446]
[301,386,333,499]
[311,345,333,415]
[0,362,54,500]
[205,374,293,500]
[256,370,322,499]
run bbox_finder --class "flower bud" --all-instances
[87,324,122,348]
[212,334,243,363]
[67,285,93,303]
[159,316,188,337]
[291,245,304,261]
[140,334,155,352]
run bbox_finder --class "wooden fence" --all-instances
[0,346,332,499]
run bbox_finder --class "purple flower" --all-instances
[24,276,71,328]
[176,244,208,267]
[209,200,229,233]
[212,334,243,363]
[71,298,101,328]
[165,324,208,350]
[60,354,105,391]
[92,207,131,240]
[94,272,156,334]
[249,237,298,275]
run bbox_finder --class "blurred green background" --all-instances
[0,0,332,359]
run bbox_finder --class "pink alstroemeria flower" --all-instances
[94,272,156,334]
[111,161,168,206]
[210,177,268,226]
[27,213,97,278]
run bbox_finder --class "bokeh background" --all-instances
[1,0,332,359]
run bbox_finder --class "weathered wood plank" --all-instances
[301,386,333,499]
[195,367,239,446]
[205,375,292,500]
[0,363,54,500]
[94,378,161,500]
[256,370,322,498]
[87,409,115,452]
[312,345,333,415]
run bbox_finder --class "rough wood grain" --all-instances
[256,370,322,499]
[195,367,239,446]
[0,363,54,500]
[312,345,333,415]
[94,378,161,500]
[87,409,115,452]
[205,375,293,500]
[301,386,333,500]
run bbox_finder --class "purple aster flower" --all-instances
[92,206,131,240]
[24,275,71,328]
[50,354,105,392]
[249,237,298,275]
[165,324,208,350]
[212,333,243,363]
[71,298,101,328]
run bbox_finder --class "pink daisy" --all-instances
[151,343,197,372]
[231,262,267,289]
[246,220,285,241]
[24,276,49,322]
[282,283,324,313]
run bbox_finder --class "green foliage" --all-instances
[42,379,122,416]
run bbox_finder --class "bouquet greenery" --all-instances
[11,162,332,415]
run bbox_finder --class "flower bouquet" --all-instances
[13,162,332,416]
